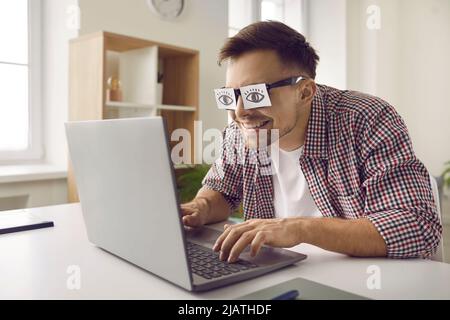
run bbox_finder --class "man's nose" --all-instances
[235,95,253,119]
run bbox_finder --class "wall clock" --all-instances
[147,0,185,20]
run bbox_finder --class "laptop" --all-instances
[65,117,306,292]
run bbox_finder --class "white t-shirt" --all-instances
[271,145,322,218]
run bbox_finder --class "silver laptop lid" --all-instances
[65,117,192,290]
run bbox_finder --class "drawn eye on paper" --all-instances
[240,83,272,109]
[245,90,265,103]
[214,88,236,109]
[218,94,234,105]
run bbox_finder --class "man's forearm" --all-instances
[195,187,232,224]
[300,217,387,257]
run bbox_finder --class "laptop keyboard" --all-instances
[187,242,258,279]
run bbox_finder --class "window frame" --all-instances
[228,0,309,38]
[0,0,43,164]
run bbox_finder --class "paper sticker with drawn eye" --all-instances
[240,83,272,109]
[214,88,237,110]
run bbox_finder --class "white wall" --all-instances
[347,0,400,116]
[42,0,78,167]
[78,0,229,131]
[346,0,450,176]
[307,0,347,89]
[397,0,450,177]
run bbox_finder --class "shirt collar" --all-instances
[303,85,328,159]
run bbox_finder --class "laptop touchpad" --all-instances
[185,226,222,246]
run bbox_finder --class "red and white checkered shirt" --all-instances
[202,84,442,259]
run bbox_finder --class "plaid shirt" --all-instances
[202,84,442,259]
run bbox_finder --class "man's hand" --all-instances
[180,198,209,227]
[212,218,304,263]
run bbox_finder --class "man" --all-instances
[181,21,442,262]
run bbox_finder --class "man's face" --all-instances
[226,50,309,150]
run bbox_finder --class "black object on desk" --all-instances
[271,290,300,300]
[238,277,369,300]
[0,211,54,235]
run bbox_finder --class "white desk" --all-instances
[1,203,449,299]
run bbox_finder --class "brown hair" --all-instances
[219,21,319,79]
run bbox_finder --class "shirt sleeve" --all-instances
[201,123,243,212]
[361,104,442,258]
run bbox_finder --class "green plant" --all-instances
[176,164,244,219]
[176,164,211,203]
[443,161,450,189]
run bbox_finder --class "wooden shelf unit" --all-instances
[68,31,199,202]
[105,101,197,112]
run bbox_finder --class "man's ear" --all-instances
[298,79,316,104]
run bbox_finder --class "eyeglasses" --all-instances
[214,76,307,110]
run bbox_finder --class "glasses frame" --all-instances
[229,75,307,101]
[214,75,307,110]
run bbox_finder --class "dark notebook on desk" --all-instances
[0,211,54,235]
[237,277,369,300]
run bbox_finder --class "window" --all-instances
[261,0,284,21]
[0,0,42,162]
[228,0,258,37]
[228,0,307,37]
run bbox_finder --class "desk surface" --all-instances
[1,203,449,299]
